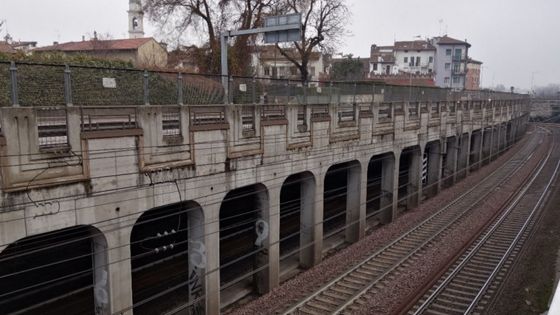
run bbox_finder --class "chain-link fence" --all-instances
[0,61,530,107]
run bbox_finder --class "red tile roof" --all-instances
[394,40,435,51]
[434,36,471,47]
[36,37,154,52]
[370,45,396,63]
[0,41,17,54]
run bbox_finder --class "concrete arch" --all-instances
[366,152,396,225]
[219,183,269,306]
[457,132,471,180]
[0,225,109,315]
[279,171,316,276]
[423,140,442,199]
[130,200,205,315]
[323,160,361,251]
[397,145,423,211]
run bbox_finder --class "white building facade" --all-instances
[370,45,398,76]
[393,41,436,75]
[431,36,470,90]
[251,46,326,83]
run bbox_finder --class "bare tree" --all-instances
[144,0,224,72]
[144,0,272,74]
[275,0,350,83]
[229,0,273,75]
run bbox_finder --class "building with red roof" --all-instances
[36,36,168,68]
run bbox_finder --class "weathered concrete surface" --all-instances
[0,97,529,314]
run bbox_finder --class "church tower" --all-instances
[128,0,145,39]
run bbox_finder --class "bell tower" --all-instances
[128,0,144,39]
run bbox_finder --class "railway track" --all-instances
[406,126,560,315]
[280,129,546,315]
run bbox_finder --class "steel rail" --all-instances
[410,126,559,315]
[280,129,543,315]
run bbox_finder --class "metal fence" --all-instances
[0,61,528,107]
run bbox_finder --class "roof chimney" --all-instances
[53,41,59,46]
[82,35,85,42]
[93,31,98,40]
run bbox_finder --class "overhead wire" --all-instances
[0,132,524,256]
[0,124,532,315]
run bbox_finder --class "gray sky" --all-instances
[1,0,558,89]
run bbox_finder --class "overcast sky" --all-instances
[1,0,558,89]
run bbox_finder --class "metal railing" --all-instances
[0,61,529,108]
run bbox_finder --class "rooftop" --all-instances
[370,45,396,63]
[36,37,155,52]
[433,35,471,47]
[394,40,436,51]
[0,42,17,54]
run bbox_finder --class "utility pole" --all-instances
[220,14,301,104]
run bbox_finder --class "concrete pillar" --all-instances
[313,174,324,265]
[345,162,361,244]
[380,153,398,224]
[424,141,442,198]
[204,202,220,315]
[457,134,470,179]
[93,231,110,315]
[299,174,316,269]
[470,131,483,171]
[187,206,205,310]
[501,124,508,151]
[491,126,500,160]
[104,228,133,315]
[358,161,368,239]
[256,187,273,294]
[482,128,493,165]
[407,148,422,209]
[443,137,458,188]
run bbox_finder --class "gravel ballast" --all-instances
[226,131,538,315]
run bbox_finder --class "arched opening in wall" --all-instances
[506,122,513,147]
[423,141,441,199]
[323,161,361,253]
[442,136,458,188]
[491,126,500,162]
[0,226,108,315]
[279,172,315,280]
[500,123,508,152]
[130,201,204,315]
[398,146,422,212]
[470,130,483,172]
[220,184,268,308]
[367,152,395,227]
[482,127,493,165]
[457,133,470,180]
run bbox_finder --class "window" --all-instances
[454,48,462,57]
[429,56,434,63]
[453,76,460,84]
[445,63,451,70]
[428,69,433,73]
[290,67,298,76]
[453,63,460,73]
[309,67,316,76]
[373,63,378,71]
[444,77,450,84]
[404,57,408,63]
[416,56,420,66]
[385,65,391,74]
[446,49,452,56]
[264,67,271,76]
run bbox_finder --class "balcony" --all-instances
[452,55,466,62]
